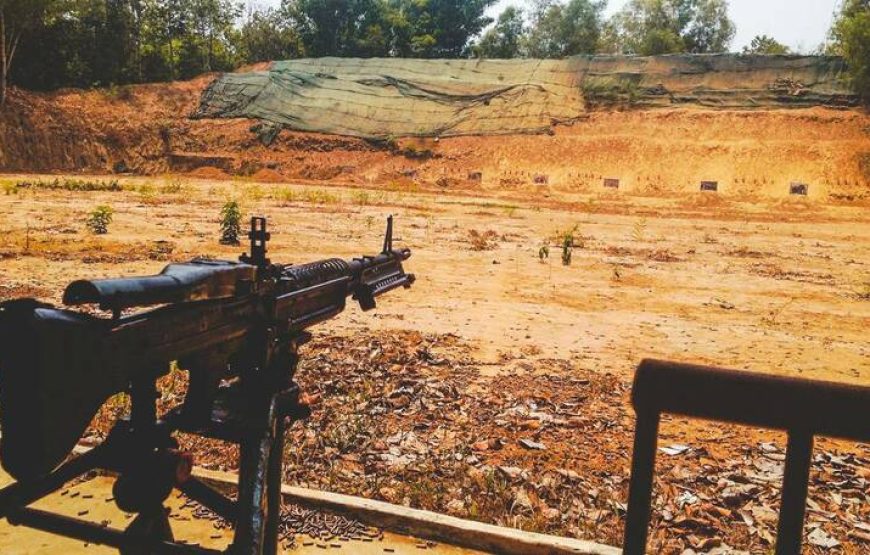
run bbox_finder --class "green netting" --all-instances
[194,55,855,139]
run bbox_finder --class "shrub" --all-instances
[278,187,296,204]
[552,224,580,266]
[159,179,185,194]
[245,184,264,202]
[828,0,870,103]
[353,191,371,206]
[86,206,114,234]
[561,233,574,266]
[15,178,122,192]
[137,183,158,205]
[220,201,243,245]
[301,189,340,205]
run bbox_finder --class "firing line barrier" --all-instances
[624,360,870,555]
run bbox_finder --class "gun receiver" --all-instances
[0,216,414,554]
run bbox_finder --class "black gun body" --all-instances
[0,297,257,480]
[0,217,414,555]
[0,248,412,481]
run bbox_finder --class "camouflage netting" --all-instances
[194,54,857,139]
[195,58,585,138]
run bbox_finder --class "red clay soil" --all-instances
[0,76,867,203]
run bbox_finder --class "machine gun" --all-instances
[0,216,415,554]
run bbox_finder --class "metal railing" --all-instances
[623,359,870,555]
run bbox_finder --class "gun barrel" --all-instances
[349,248,414,311]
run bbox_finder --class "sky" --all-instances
[254,0,842,54]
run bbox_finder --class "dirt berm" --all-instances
[0,55,867,201]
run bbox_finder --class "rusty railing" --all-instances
[624,359,870,555]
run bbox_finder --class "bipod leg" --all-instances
[231,400,281,555]
[263,416,287,555]
[120,507,174,555]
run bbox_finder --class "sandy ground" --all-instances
[1,174,867,385]
[0,471,479,554]
[0,174,868,553]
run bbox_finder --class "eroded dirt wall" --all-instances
[0,75,867,202]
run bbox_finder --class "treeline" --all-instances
[5,0,245,91]
[0,0,498,96]
[0,0,867,105]
[476,0,737,59]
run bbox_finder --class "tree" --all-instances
[282,0,391,57]
[681,0,734,53]
[611,0,735,55]
[523,0,605,58]
[141,0,190,80]
[387,0,496,58]
[525,0,567,58]
[0,0,60,107]
[561,0,606,55]
[4,0,252,94]
[743,34,790,55]
[186,0,242,73]
[239,8,301,62]
[128,0,145,81]
[475,6,524,58]
[827,0,870,102]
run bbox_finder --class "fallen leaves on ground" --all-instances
[89,331,870,554]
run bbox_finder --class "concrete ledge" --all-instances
[193,467,621,555]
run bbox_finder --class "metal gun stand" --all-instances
[0,220,311,555]
[623,359,870,555]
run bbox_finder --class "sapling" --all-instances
[85,206,114,235]
[219,201,242,245]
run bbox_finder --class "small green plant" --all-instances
[137,183,157,204]
[561,235,573,266]
[219,201,242,245]
[85,206,114,234]
[301,189,340,205]
[159,179,185,195]
[539,245,549,262]
[556,225,579,266]
[2,181,17,195]
[353,191,371,206]
[245,184,264,202]
[278,187,296,205]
